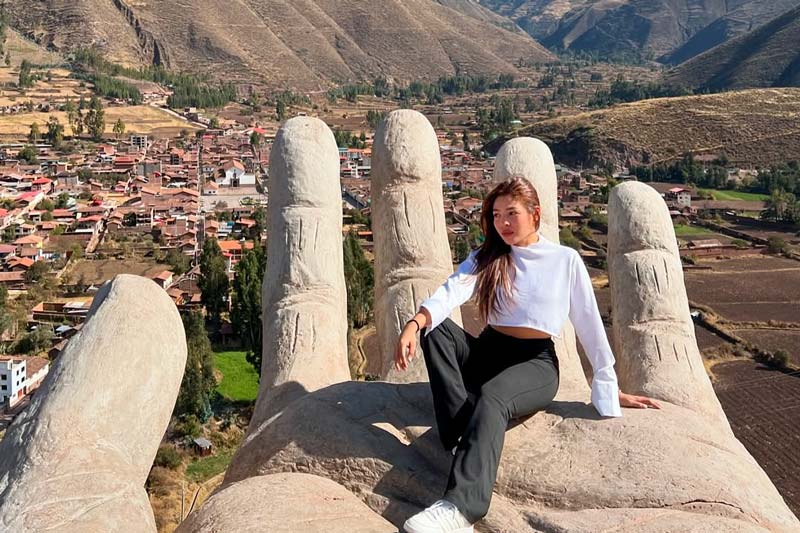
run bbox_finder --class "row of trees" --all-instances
[588,77,691,108]
[630,154,732,189]
[761,189,800,225]
[70,47,237,109]
[85,72,143,104]
[26,96,109,145]
[326,73,522,104]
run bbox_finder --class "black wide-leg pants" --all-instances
[420,317,560,523]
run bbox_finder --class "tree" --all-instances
[250,131,262,148]
[28,122,40,143]
[165,249,191,276]
[276,99,287,121]
[462,130,470,152]
[64,98,77,130]
[46,116,64,148]
[55,192,70,209]
[232,246,266,373]
[174,311,215,420]
[208,116,220,129]
[18,59,33,88]
[343,231,373,329]
[453,236,470,262]
[85,95,105,141]
[249,206,266,241]
[17,145,38,164]
[25,261,50,283]
[112,118,126,140]
[198,238,229,321]
[13,325,54,355]
[4,52,10,67]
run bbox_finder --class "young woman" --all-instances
[395,177,660,533]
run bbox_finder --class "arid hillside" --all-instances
[666,5,800,90]
[516,88,800,168]
[476,0,800,63]
[3,0,555,90]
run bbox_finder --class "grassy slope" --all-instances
[213,350,259,403]
[699,189,769,201]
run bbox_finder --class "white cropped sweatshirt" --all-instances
[420,235,622,418]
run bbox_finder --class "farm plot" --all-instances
[735,329,800,366]
[684,256,800,323]
[69,258,171,286]
[712,360,800,516]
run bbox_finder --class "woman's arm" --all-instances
[395,254,476,371]
[568,251,623,417]
[418,250,478,336]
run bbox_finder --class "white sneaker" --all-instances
[403,499,474,533]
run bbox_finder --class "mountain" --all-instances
[476,1,800,63]
[2,0,555,90]
[666,5,800,90]
[663,0,800,64]
[505,88,800,168]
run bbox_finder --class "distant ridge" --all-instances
[3,0,555,90]
[475,0,800,64]
[666,5,800,90]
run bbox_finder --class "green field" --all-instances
[698,189,769,201]
[185,448,235,483]
[674,223,716,237]
[214,351,259,403]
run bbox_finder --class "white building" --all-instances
[0,356,27,409]
[219,160,256,187]
[1,356,50,411]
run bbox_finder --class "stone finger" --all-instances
[607,181,728,425]
[254,116,350,420]
[0,275,186,532]
[372,110,461,383]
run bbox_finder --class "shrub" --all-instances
[175,415,202,439]
[154,445,182,469]
[730,238,748,249]
[767,236,788,254]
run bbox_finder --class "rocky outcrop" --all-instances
[372,110,461,382]
[0,275,186,532]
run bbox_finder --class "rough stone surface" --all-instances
[205,135,798,532]
[372,109,461,382]
[175,473,396,532]
[254,116,350,422]
[1,126,798,533]
[0,275,186,532]
[608,181,731,424]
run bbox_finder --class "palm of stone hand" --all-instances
[0,112,797,533]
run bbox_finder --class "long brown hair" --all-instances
[473,177,541,323]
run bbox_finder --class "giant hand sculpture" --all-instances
[1,113,797,533]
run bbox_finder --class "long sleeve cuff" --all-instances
[591,375,622,417]
[419,302,447,337]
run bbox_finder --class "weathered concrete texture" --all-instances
[255,116,349,421]
[372,109,461,382]
[493,138,590,399]
[214,137,798,533]
[206,379,799,532]
[0,275,186,533]
[175,473,396,532]
[608,181,730,425]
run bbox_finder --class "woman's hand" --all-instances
[394,321,419,372]
[619,390,662,410]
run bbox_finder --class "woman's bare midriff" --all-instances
[490,325,551,339]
